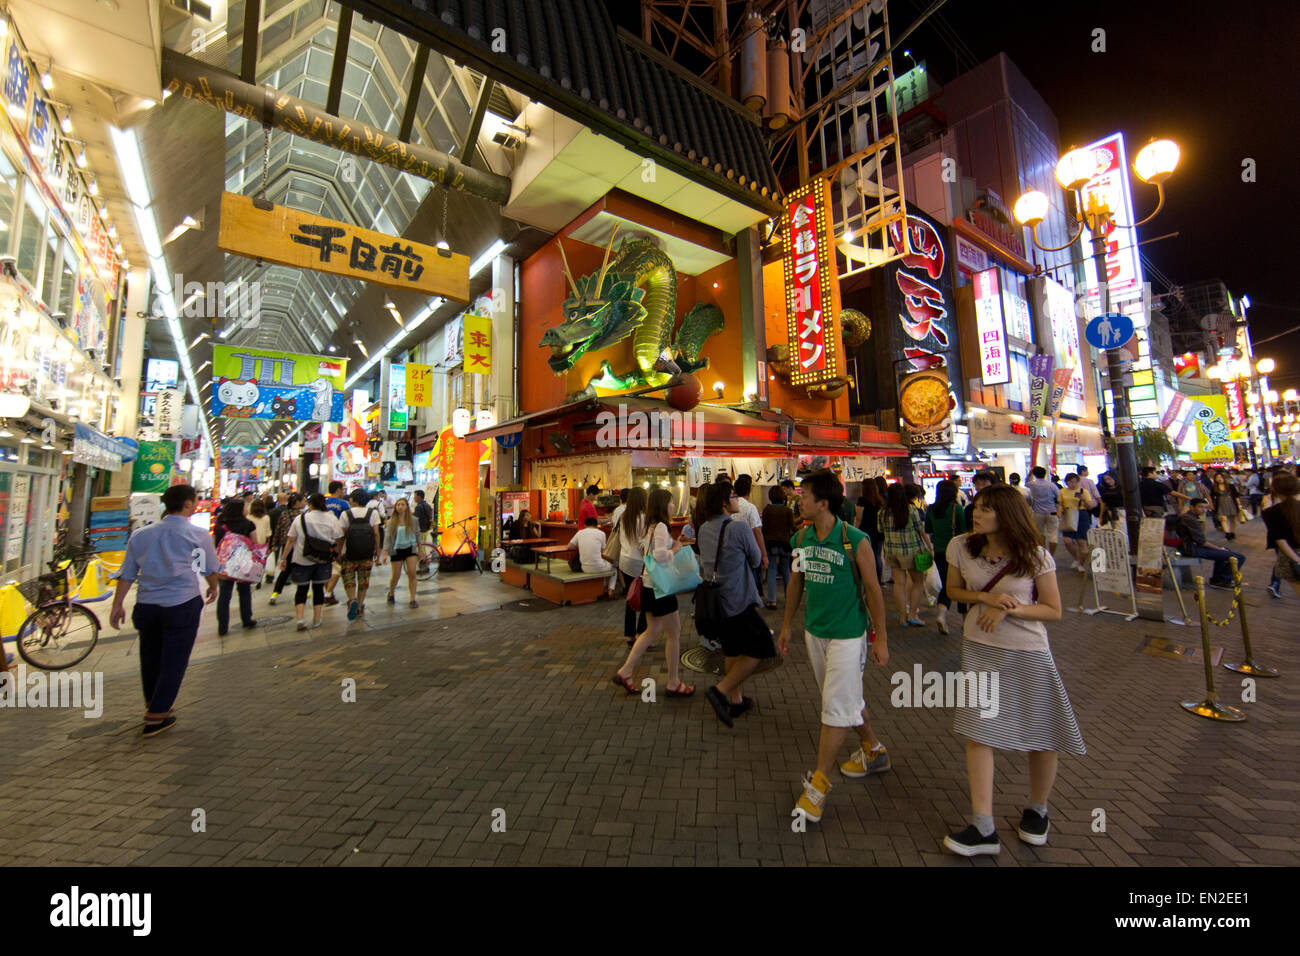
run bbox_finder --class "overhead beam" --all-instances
[398,44,430,142]
[459,77,494,171]
[240,0,262,83]
[162,49,512,204]
[325,5,353,116]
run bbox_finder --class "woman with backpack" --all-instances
[213,498,259,637]
[280,494,343,631]
[925,479,965,635]
[878,482,934,628]
[612,487,695,697]
[383,496,421,609]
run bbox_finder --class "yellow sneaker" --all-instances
[840,744,891,778]
[794,770,832,822]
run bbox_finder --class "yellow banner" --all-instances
[1190,395,1243,462]
[463,313,492,375]
[406,363,433,407]
[217,191,469,299]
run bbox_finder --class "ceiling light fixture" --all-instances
[76,149,87,168]
[60,113,72,134]
[40,71,53,91]
[88,179,99,196]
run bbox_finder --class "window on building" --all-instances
[16,182,45,285]
[40,221,62,313]
[0,153,17,256]
[59,239,79,321]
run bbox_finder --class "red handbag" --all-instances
[626,576,644,612]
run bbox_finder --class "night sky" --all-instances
[609,0,1299,383]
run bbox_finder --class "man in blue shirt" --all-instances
[323,481,350,604]
[110,485,219,738]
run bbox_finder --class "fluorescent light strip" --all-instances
[111,123,214,456]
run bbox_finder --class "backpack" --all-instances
[342,509,376,561]
[298,514,336,563]
[414,500,433,532]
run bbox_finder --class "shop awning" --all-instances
[464,396,602,443]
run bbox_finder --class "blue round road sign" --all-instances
[1085,312,1135,351]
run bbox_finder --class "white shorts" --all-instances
[804,631,867,727]
[1033,513,1060,545]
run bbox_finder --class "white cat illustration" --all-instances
[217,378,262,418]
[306,378,334,421]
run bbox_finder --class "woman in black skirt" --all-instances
[940,485,1084,856]
[696,484,776,727]
[612,488,694,697]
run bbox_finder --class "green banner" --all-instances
[131,440,177,494]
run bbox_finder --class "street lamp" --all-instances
[1015,137,1180,546]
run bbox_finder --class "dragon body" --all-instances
[540,235,723,396]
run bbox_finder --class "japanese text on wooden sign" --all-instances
[217,192,469,300]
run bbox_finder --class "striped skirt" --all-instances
[952,641,1086,755]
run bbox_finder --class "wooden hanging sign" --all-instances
[217,191,469,301]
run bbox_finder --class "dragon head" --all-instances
[539,228,646,374]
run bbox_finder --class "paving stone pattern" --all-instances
[1,519,1296,866]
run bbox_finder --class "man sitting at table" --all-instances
[573,515,618,595]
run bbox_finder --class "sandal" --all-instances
[764,602,778,609]
[666,681,695,697]
[611,673,638,694]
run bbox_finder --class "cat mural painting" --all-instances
[210,346,347,423]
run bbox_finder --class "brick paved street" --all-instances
[1,518,1296,867]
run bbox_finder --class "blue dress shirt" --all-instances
[114,514,219,607]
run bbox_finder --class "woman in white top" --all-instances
[940,485,1084,858]
[280,493,343,631]
[613,488,694,696]
[615,488,649,646]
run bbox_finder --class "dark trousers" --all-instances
[1193,544,1245,582]
[272,563,293,593]
[933,552,952,608]
[620,570,646,638]
[133,596,202,715]
[216,579,253,633]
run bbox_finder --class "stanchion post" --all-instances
[1223,557,1280,677]
[1180,576,1247,721]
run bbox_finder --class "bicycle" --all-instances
[418,516,488,576]
[14,545,101,670]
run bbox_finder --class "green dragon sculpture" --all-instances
[539,231,723,397]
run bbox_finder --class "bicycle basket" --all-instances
[17,572,67,605]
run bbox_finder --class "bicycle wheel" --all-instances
[416,543,439,581]
[16,603,100,670]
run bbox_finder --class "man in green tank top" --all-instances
[778,471,891,825]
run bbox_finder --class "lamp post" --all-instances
[1014,138,1180,547]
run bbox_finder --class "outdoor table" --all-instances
[505,537,557,564]
[532,544,578,573]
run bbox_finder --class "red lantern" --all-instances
[666,373,702,411]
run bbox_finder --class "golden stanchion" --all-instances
[1222,557,1280,677]
[1180,576,1246,721]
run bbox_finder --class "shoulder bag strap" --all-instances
[841,522,867,614]
[980,560,1014,593]
[709,518,731,583]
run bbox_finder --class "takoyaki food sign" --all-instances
[211,346,347,423]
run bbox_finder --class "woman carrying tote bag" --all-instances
[612,488,694,697]
[614,488,648,647]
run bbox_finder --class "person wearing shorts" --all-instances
[281,493,342,631]
[778,471,891,824]
[1026,467,1060,554]
[338,489,381,619]
[877,482,933,628]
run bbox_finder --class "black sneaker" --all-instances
[386,592,396,604]
[324,596,339,606]
[1269,582,1281,599]
[142,716,177,738]
[705,686,734,727]
[242,619,258,629]
[1017,808,1050,846]
[729,697,754,719]
[943,825,1001,857]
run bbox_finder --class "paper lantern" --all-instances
[451,408,472,438]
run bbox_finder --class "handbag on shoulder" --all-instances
[694,519,732,638]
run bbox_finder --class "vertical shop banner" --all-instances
[1037,277,1087,418]
[463,314,493,375]
[303,423,323,454]
[782,179,842,386]
[972,268,1010,385]
[444,315,464,366]
[386,362,408,431]
[1046,366,1075,473]
[131,441,177,493]
[1080,132,1143,303]
[211,346,347,422]
[328,435,365,482]
[156,388,184,435]
[1159,392,1188,432]
[1026,355,1054,435]
[1190,396,1243,461]
[3,38,31,136]
[1223,380,1246,433]
[406,364,433,406]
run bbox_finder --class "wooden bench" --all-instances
[502,562,532,589]
[524,564,612,606]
